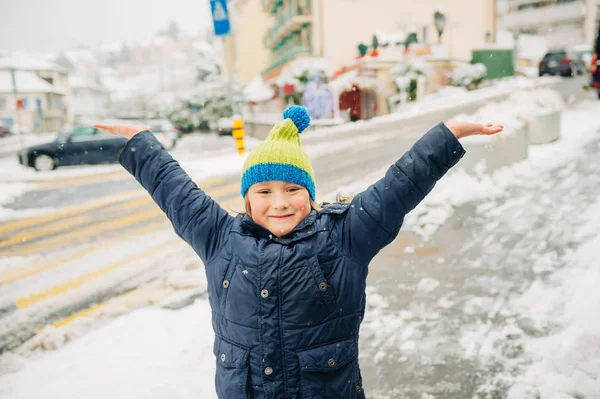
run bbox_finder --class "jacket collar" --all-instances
[237,203,350,244]
[240,210,318,242]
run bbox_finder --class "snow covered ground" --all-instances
[1,96,600,398]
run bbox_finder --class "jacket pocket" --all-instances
[297,337,361,399]
[219,256,239,311]
[309,256,338,313]
[213,335,250,399]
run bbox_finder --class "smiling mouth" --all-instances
[269,215,293,219]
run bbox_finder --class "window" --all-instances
[69,126,96,142]
[0,97,6,110]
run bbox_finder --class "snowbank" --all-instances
[499,199,600,399]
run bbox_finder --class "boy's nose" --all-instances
[272,193,289,209]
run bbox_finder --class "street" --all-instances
[1,76,600,399]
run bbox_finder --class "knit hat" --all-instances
[240,105,316,200]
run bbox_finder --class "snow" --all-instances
[489,199,600,399]
[2,89,600,398]
[308,75,560,140]
[0,53,66,73]
[0,70,65,94]
[0,301,218,399]
[448,63,487,88]
[243,75,274,103]
[330,99,600,243]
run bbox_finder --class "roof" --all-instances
[0,53,67,73]
[0,70,65,94]
[69,75,106,92]
[244,75,274,103]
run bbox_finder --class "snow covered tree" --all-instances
[449,63,487,90]
[391,59,430,101]
[164,44,242,131]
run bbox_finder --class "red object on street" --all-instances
[16,99,24,109]
[283,84,294,95]
[592,53,597,74]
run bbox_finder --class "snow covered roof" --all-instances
[0,70,65,94]
[328,69,378,92]
[61,49,97,65]
[244,75,274,103]
[0,53,67,73]
[68,75,106,92]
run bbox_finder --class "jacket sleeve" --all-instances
[119,131,233,263]
[334,122,465,265]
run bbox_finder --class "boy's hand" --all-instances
[444,120,504,139]
[94,124,152,140]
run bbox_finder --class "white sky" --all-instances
[0,0,213,52]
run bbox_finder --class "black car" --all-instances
[18,126,129,171]
[216,117,233,136]
[539,49,586,77]
[592,23,600,99]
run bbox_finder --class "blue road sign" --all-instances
[210,0,231,36]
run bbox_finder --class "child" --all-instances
[95,106,502,399]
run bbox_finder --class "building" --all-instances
[0,54,70,132]
[497,0,597,48]
[239,0,497,77]
[55,50,110,124]
[229,0,272,84]
[230,0,497,119]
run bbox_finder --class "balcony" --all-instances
[264,4,312,49]
[499,0,586,31]
[262,0,281,13]
[262,45,312,77]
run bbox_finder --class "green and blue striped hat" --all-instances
[240,106,316,200]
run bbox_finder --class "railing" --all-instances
[500,0,586,30]
[262,45,312,76]
[263,3,312,49]
[262,0,279,12]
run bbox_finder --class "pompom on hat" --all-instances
[240,105,316,200]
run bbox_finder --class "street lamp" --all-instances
[434,10,446,44]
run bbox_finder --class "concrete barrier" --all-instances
[456,125,529,175]
[524,110,561,144]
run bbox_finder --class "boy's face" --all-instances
[247,181,312,237]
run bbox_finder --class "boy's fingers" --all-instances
[94,124,115,132]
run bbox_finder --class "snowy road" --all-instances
[1,78,599,398]
[1,99,599,398]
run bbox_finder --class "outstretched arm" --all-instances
[95,124,233,263]
[334,120,503,265]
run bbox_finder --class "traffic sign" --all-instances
[210,0,231,36]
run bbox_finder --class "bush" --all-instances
[449,63,487,90]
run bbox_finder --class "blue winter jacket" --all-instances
[119,122,465,399]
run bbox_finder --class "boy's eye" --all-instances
[287,187,300,192]
[258,190,270,194]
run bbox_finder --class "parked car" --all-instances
[216,117,233,136]
[0,120,12,138]
[18,126,129,171]
[539,49,586,77]
[145,119,179,149]
[591,23,600,99]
